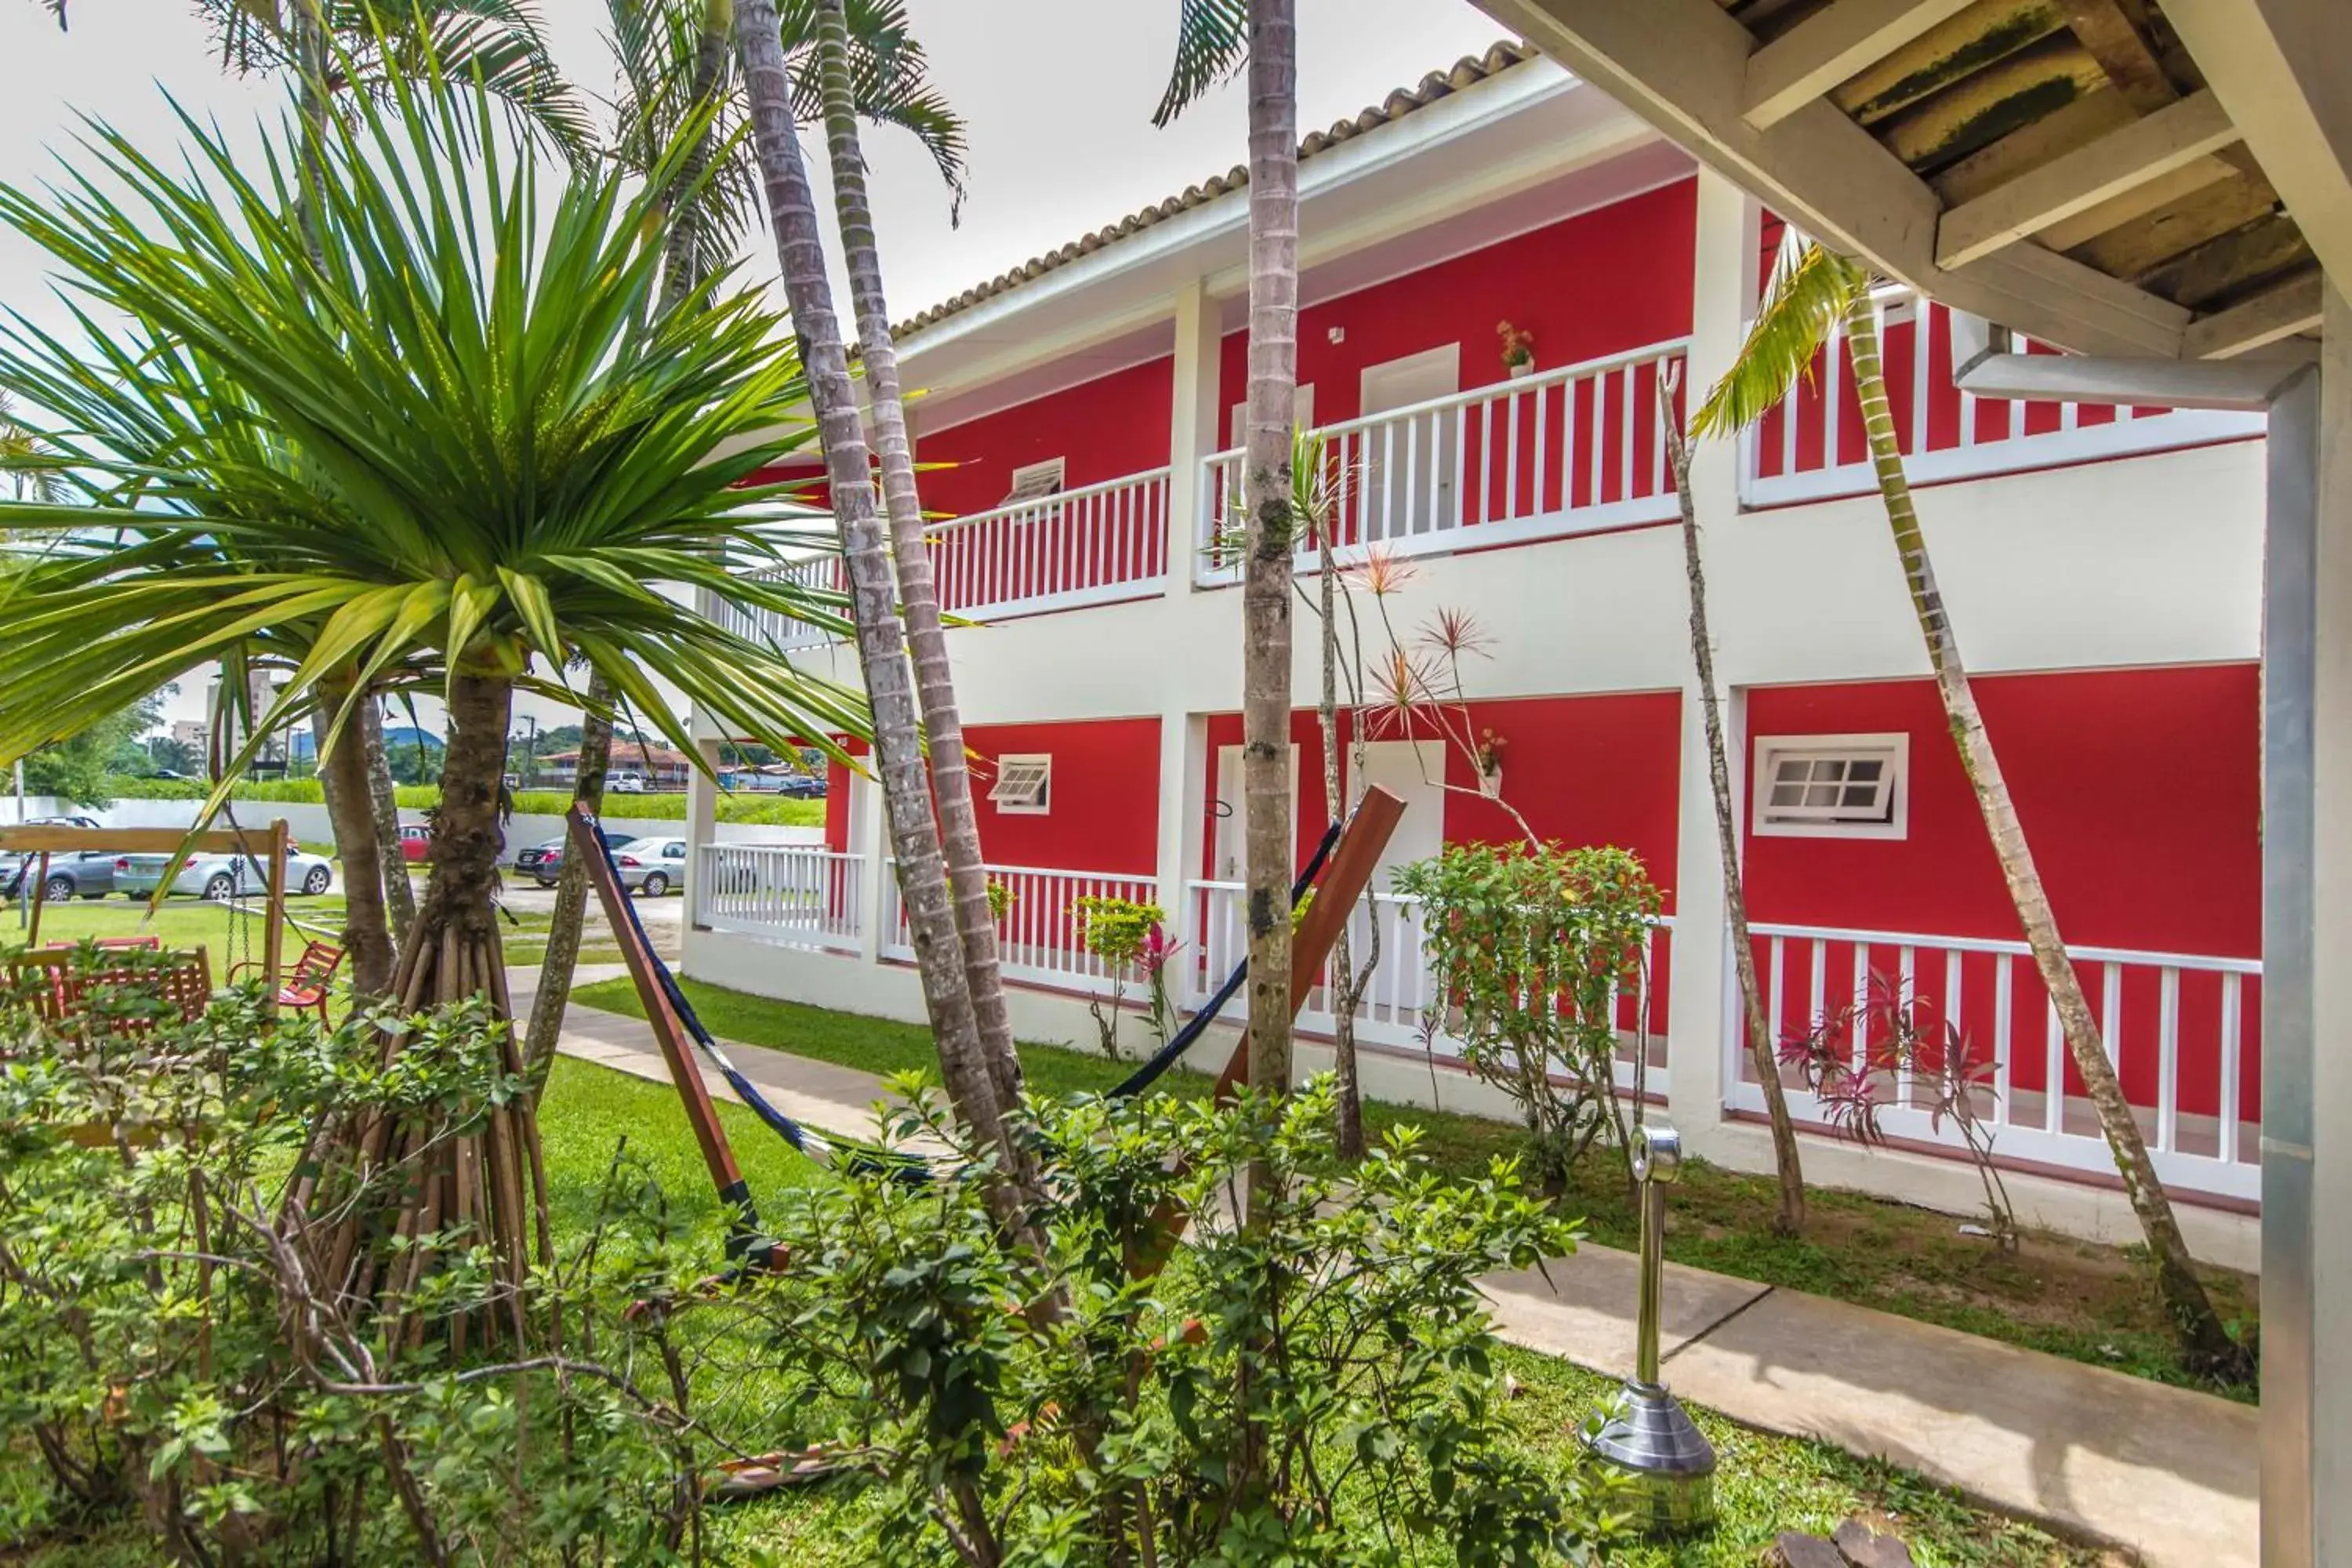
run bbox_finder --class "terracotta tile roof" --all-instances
[893,40,1541,339]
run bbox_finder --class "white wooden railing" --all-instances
[881,861,1161,996]
[928,467,1171,619]
[1181,880,1671,1094]
[1738,293,2267,508]
[1196,339,1691,586]
[1733,922,2261,1203]
[720,554,848,655]
[696,845,862,952]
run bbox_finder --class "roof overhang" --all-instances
[1475,0,2347,360]
[895,57,1674,426]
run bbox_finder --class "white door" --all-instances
[1350,739,1446,891]
[1357,346,1461,543]
[1212,742,1299,881]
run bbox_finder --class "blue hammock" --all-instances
[586,817,1343,1187]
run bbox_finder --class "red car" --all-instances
[397,823,432,862]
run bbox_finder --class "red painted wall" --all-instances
[917,358,1174,521]
[1742,666,2262,1118]
[1201,691,1682,903]
[964,717,1162,874]
[1217,179,1696,427]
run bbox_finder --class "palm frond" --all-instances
[1152,0,1248,129]
[781,0,967,220]
[1690,238,1872,438]
[0,67,864,800]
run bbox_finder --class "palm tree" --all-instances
[1156,0,1304,1164]
[1659,371,1804,1235]
[731,0,1031,1197]
[0,393,65,506]
[0,73,866,1305]
[1693,241,2248,1377]
[806,0,1023,1109]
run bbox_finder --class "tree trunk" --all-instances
[1842,303,2247,1378]
[521,670,613,1082]
[315,677,395,1001]
[361,699,415,944]
[1240,0,1300,1172]
[1661,379,1802,1233]
[811,0,1023,1112]
[1316,524,1364,1159]
[732,0,1022,1181]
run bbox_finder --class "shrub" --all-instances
[739,1076,1627,1563]
[0,953,735,1563]
[1392,842,1664,1189]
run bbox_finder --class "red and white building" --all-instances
[680,45,2267,1266]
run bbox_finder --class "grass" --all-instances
[0,891,348,967]
[571,975,2259,1402]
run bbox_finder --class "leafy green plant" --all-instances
[1073,894,1175,1061]
[741,1076,1626,1563]
[1392,842,1664,1190]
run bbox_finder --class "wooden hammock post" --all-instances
[24,851,49,949]
[263,818,289,1005]
[565,804,761,1233]
[1133,786,1406,1274]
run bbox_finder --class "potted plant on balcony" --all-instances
[1475,728,1507,797]
[1497,320,1537,379]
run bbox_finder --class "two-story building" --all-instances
[678,44,2268,1268]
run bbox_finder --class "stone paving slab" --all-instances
[538,991,2256,1566]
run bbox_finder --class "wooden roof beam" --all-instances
[2162,0,2352,289]
[1936,89,2243,267]
[1475,0,2191,356]
[2181,267,2325,358]
[1742,0,1980,131]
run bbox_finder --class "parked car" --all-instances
[397,822,433,863]
[608,771,648,794]
[516,826,630,888]
[114,845,334,902]
[17,850,119,902]
[773,773,827,799]
[612,837,688,897]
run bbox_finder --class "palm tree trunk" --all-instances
[1842,303,2246,1377]
[315,677,395,1001]
[732,0,1020,1178]
[1240,0,1301,1152]
[1661,380,1803,1233]
[521,670,613,1081]
[811,0,1023,1113]
[361,699,415,942]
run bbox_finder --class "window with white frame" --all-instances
[987,753,1052,815]
[1001,457,1065,506]
[1753,733,1907,838]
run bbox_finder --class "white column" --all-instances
[2267,281,2352,1568]
[1154,710,1209,931]
[684,738,720,931]
[851,770,889,967]
[1663,167,1759,1138]
[1163,278,1225,600]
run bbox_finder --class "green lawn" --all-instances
[572,975,2259,1402]
[2,892,348,970]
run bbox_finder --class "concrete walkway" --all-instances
[521,971,2255,1567]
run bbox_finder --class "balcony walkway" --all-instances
[515,964,2256,1568]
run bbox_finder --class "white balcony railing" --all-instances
[1181,880,1671,1094]
[1733,922,2261,1203]
[696,844,862,953]
[928,468,1171,620]
[720,554,848,655]
[1737,293,2267,508]
[1196,338,1692,586]
[881,861,1161,996]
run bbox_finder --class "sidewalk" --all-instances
[522,971,2256,1567]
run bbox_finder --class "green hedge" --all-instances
[98,775,822,826]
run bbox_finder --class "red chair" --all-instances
[230,939,345,1025]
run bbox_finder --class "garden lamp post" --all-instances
[1585,1120,1716,1533]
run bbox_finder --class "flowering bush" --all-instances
[1074,894,1178,1060]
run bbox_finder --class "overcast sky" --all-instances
[0,0,1509,736]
